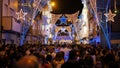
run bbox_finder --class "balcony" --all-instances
[2,16,21,33]
[110,33,120,44]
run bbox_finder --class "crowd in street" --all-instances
[0,43,120,68]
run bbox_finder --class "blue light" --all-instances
[88,0,111,49]
[60,15,67,24]
[99,22,111,49]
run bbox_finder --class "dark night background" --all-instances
[110,0,120,32]
[50,0,83,15]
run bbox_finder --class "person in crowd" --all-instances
[0,43,120,68]
[61,50,81,68]
[15,55,41,68]
[53,51,65,68]
[42,54,53,68]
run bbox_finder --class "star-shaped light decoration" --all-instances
[16,9,27,20]
[104,10,116,22]
[60,15,67,25]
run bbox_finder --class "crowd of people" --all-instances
[0,43,120,68]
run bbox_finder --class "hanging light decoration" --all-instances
[104,10,116,22]
[16,9,27,20]
[114,0,118,13]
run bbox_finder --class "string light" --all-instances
[114,0,118,13]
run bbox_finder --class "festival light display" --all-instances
[60,15,67,25]
[104,10,116,22]
[16,9,27,20]
[88,0,115,49]
[17,0,49,46]
[15,0,117,47]
[75,0,89,44]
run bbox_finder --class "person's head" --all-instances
[15,55,40,68]
[46,54,52,62]
[61,61,81,68]
[68,50,77,61]
[84,54,93,68]
[55,52,64,61]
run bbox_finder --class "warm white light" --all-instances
[16,9,27,20]
[51,2,55,7]
[81,0,89,38]
[49,34,52,38]
[104,10,116,22]
[42,25,44,30]
[13,1,18,10]
[83,26,87,35]
[77,0,89,44]
[33,3,36,8]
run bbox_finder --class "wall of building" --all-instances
[0,0,2,44]
[2,0,21,45]
[2,33,19,45]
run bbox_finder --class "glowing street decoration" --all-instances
[88,0,111,49]
[61,27,66,32]
[89,0,97,15]
[104,10,116,22]
[74,0,89,44]
[33,0,38,8]
[51,2,55,7]
[81,0,89,39]
[33,0,42,10]
[60,15,67,25]
[41,1,52,44]
[32,0,41,25]
[16,9,27,20]
[19,0,50,45]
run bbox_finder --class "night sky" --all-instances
[50,0,83,14]
[110,0,120,32]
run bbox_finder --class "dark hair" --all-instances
[68,50,77,61]
[54,52,64,61]
[84,55,94,68]
[118,52,120,57]
[61,61,81,68]
[15,56,39,68]
[46,54,52,62]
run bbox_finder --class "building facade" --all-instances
[2,0,21,45]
